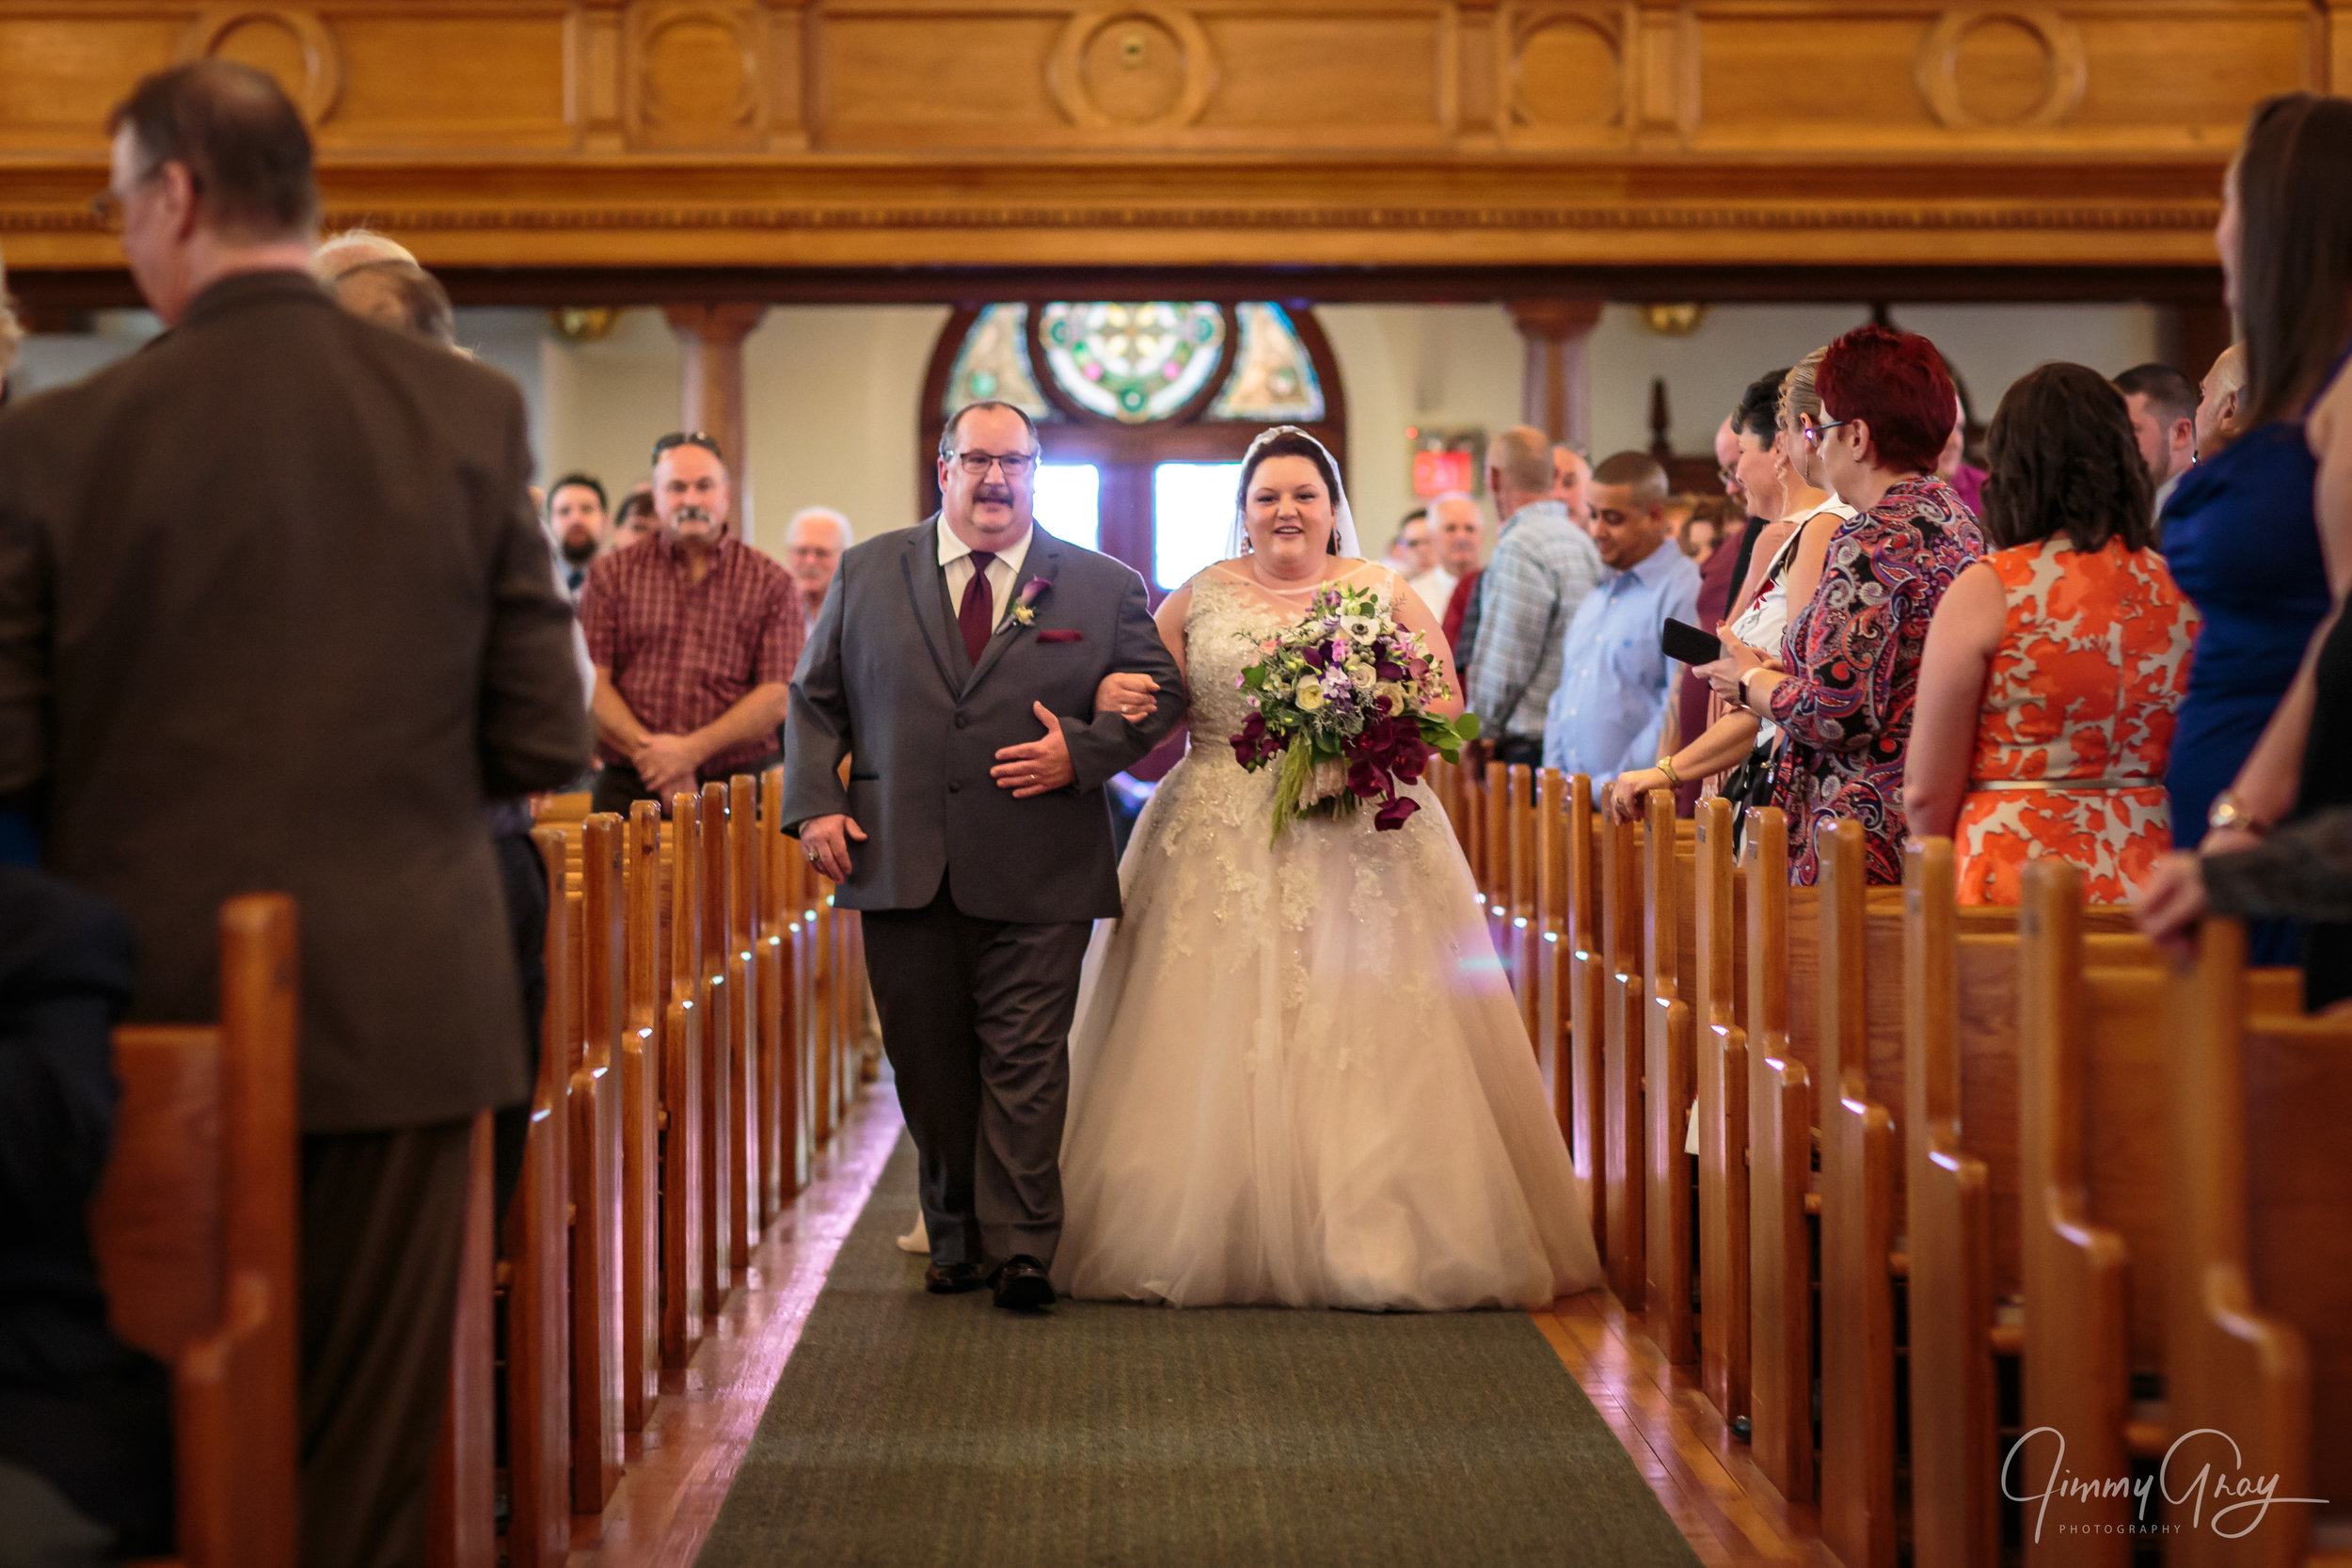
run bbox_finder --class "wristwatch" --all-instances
[2207,789,2270,837]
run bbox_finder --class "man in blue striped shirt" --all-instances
[1460,426,1604,767]
[1543,452,1703,785]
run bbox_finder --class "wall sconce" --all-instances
[1638,303,1708,337]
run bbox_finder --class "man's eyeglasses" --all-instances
[87,163,171,235]
[948,451,1038,479]
[651,431,724,464]
[1801,419,1851,448]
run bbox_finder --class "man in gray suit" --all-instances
[783,401,1184,1310]
[0,62,588,1565]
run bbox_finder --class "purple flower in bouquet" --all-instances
[1374,795,1421,831]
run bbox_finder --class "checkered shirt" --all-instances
[579,534,804,779]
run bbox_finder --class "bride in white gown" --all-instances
[1051,427,1602,1311]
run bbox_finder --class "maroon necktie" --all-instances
[958,551,997,666]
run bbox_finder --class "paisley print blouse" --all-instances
[1767,474,1985,885]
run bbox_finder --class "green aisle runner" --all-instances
[697,1137,1701,1567]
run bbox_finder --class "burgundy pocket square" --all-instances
[1036,629,1084,643]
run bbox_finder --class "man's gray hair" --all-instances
[786,505,852,544]
[939,400,1041,461]
[313,227,417,282]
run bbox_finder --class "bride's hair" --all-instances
[1236,429,1343,556]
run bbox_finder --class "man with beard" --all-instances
[580,432,803,812]
[548,473,610,599]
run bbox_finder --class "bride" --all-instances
[1050,427,1602,1310]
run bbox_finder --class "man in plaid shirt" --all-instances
[580,433,803,812]
[1459,425,1604,768]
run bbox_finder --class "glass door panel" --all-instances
[1152,461,1244,590]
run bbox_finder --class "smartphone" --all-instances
[1661,617,1723,667]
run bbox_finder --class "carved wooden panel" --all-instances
[0,0,2335,270]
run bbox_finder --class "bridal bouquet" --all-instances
[1229,583,1479,840]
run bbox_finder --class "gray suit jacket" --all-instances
[0,271,593,1133]
[781,519,1184,924]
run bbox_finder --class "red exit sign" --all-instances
[1412,448,1474,498]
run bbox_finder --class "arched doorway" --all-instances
[919,301,1346,594]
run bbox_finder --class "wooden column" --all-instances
[663,303,767,537]
[1507,299,1605,451]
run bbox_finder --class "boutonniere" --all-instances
[1011,578,1050,626]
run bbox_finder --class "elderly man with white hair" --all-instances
[783,505,852,623]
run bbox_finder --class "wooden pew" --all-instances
[1743,804,1817,1505]
[1507,762,1541,1039]
[1642,787,1699,1365]
[2168,920,2352,1568]
[429,1114,496,1568]
[1560,773,1608,1253]
[1599,801,1647,1308]
[1692,798,1751,1428]
[568,814,625,1512]
[1816,819,1903,1568]
[727,774,763,1260]
[2015,858,2177,1557]
[697,781,737,1291]
[506,827,573,1568]
[1485,760,1511,981]
[619,802,661,1429]
[92,893,298,1568]
[1534,768,1570,1125]
[759,766,801,1217]
[660,791,707,1370]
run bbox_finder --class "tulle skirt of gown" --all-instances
[1053,749,1602,1310]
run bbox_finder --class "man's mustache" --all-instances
[674,504,717,525]
[974,485,1013,504]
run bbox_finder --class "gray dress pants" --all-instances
[859,883,1090,1272]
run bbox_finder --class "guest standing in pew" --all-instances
[1458,427,1603,770]
[1705,324,1984,885]
[579,432,803,814]
[323,248,599,1228]
[0,868,172,1564]
[1903,362,2198,904]
[0,61,591,1568]
[2179,92,2352,1010]
[2113,361,2201,521]
[1541,452,1700,790]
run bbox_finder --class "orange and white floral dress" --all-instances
[1953,536,2198,905]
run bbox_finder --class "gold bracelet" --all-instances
[1657,754,1681,787]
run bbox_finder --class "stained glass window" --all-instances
[942,303,1053,419]
[1037,302,1226,423]
[1209,303,1326,421]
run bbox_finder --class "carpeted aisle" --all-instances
[696,1136,1701,1567]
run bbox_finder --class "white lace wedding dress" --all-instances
[1052,565,1603,1310]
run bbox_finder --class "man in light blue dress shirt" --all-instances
[1542,452,1703,785]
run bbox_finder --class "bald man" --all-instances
[1551,445,1594,529]
[1458,425,1604,768]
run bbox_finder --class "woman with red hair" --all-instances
[1708,324,1985,883]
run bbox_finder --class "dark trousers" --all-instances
[488,831,547,1228]
[592,754,782,816]
[859,883,1090,1271]
[1493,736,1544,768]
[299,1119,471,1568]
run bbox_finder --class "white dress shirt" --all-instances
[938,520,1034,633]
[1407,564,1458,615]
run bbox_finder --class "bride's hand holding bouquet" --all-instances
[1228,582,1479,841]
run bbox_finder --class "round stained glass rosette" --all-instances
[1039,302,1226,423]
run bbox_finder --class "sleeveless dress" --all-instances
[1952,537,2198,905]
[2160,423,2331,964]
[1053,566,1603,1310]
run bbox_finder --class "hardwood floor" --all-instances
[564,1084,1830,1568]
[566,1085,903,1568]
[1531,1292,1836,1566]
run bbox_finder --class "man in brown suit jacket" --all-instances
[0,61,590,1567]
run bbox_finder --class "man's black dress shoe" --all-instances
[925,1260,984,1294]
[991,1256,1055,1311]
